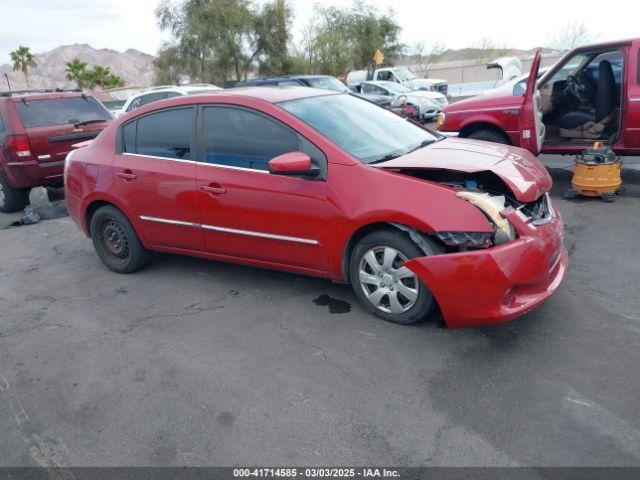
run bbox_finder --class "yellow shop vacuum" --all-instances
[564,142,622,203]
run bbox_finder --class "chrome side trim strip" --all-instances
[139,215,199,228]
[121,152,270,174]
[197,162,270,174]
[139,215,319,245]
[122,152,194,164]
[439,131,460,137]
[201,224,319,245]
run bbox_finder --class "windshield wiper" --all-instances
[406,139,434,154]
[73,119,107,128]
[368,153,403,164]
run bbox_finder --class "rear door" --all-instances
[518,50,546,155]
[12,95,111,172]
[113,107,203,251]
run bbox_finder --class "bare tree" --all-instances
[550,21,596,53]
[468,37,509,66]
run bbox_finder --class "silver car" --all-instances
[358,81,448,122]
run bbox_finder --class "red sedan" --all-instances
[65,87,568,328]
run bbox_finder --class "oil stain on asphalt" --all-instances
[313,295,351,314]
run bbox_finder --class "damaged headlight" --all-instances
[455,191,516,245]
[434,231,493,248]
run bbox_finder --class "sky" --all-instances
[0,0,637,63]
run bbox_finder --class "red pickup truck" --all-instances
[438,39,640,156]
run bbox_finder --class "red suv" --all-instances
[65,87,568,328]
[438,39,640,156]
[0,90,112,212]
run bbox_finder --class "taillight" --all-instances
[7,135,33,158]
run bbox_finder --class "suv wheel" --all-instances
[90,205,152,273]
[349,229,439,325]
[0,175,29,213]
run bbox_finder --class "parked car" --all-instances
[347,67,448,95]
[121,84,222,115]
[233,75,350,93]
[0,89,112,212]
[438,39,640,156]
[65,87,567,328]
[355,81,448,122]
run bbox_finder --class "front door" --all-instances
[113,107,203,251]
[518,50,546,155]
[196,105,330,272]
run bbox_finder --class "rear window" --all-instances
[14,96,110,128]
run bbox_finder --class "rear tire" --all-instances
[89,205,152,273]
[0,175,29,213]
[467,129,510,145]
[349,229,439,325]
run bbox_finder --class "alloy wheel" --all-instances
[358,246,419,314]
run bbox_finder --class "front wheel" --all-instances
[90,205,152,273]
[349,229,439,325]
[467,129,509,145]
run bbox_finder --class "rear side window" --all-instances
[637,49,640,84]
[14,96,110,128]
[123,108,193,160]
[126,91,181,112]
[202,106,299,171]
[0,114,5,134]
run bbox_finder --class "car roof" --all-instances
[0,90,87,101]
[202,86,339,103]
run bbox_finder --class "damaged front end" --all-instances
[387,167,567,328]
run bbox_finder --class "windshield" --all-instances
[306,77,348,92]
[14,96,111,128]
[395,69,416,81]
[280,94,436,164]
[382,82,413,94]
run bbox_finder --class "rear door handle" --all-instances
[116,170,137,181]
[200,184,227,195]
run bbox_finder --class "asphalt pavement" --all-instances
[1,182,639,466]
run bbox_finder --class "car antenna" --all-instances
[4,73,11,93]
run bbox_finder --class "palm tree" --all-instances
[105,74,125,89]
[65,58,88,89]
[10,46,37,88]
[90,65,112,89]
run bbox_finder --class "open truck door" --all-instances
[519,50,545,155]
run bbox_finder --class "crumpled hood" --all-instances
[374,138,552,202]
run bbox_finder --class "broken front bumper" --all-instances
[405,208,568,328]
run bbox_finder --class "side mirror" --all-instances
[269,152,320,177]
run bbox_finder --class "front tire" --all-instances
[467,129,509,145]
[0,175,29,213]
[89,205,152,273]
[349,229,439,325]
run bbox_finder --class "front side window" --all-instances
[281,93,436,164]
[123,108,192,160]
[14,96,110,128]
[203,107,299,171]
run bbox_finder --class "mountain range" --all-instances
[0,44,155,91]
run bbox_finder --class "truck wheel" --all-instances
[349,229,439,325]
[0,175,29,213]
[467,129,509,145]
[89,205,152,274]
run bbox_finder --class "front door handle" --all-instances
[116,170,137,181]
[200,184,227,195]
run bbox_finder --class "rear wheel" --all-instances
[0,175,29,213]
[349,229,439,325]
[467,129,509,145]
[89,205,152,273]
